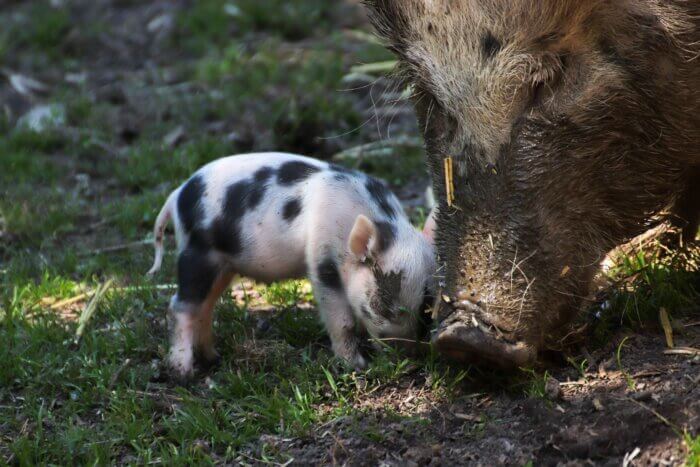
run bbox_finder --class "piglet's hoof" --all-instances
[433,312,535,369]
[196,352,222,372]
[167,367,196,386]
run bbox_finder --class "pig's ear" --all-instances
[363,0,420,56]
[421,208,437,244]
[348,215,377,260]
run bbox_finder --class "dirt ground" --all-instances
[261,325,700,466]
[2,1,699,465]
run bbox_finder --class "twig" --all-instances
[348,60,398,75]
[112,284,177,293]
[332,136,422,161]
[75,279,113,343]
[49,293,89,310]
[81,239,151,256]
[560,381,589,387]
[107,358,131,391]
[604,223,671,264]
[43,284,175,312]
[623,397,677,432]
[369,337,432,346]
[664,347,700,356]
[443,157,454,206]
[659,307,674,348]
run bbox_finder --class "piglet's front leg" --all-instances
[311,263,366,370]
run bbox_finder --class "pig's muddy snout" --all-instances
[432,293,535,369]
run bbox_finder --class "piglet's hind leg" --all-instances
[194,271,235,369]
[168,247,220,380]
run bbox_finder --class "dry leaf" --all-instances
[659,307,674,348]
[8,72,48,96]
[592,398,604,411]
[663,347,700,356]
[454,412,480,422]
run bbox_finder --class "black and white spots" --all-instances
[248,166,274,208]
[481,31,501,60]
[178,175,206,232]
[176,246,219,303]
[317,256,342,291]
[277,160,321,186]
[373,221,396,253]
[365,176,396,219]
[210,180,248,255]
[282,197,302,222]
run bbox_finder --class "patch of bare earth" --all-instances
[246,325,700,465]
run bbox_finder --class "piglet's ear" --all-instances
[348,215,377,260]
[421,207,437,245]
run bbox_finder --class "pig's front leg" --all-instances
[168,297,199,379]
[318,290,367,370]
[311,261,366,370]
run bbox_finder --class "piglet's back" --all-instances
[167,153,404,283]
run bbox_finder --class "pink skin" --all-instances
[149,153,437,379]
[422,207,437,243]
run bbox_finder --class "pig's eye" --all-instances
[413,85,458,144]
[527,54,567,110]
[530,81,546,108]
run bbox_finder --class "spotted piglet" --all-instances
[148,152,437,379]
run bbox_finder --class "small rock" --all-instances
[255,318,271,335]
[8,72,48,96]
[192,439,210,453]
[223,3,241,16]
[631,391,653,401]
[74,173,90,195]
[389,422,404,433]
[545,376,562,400]
[592,397,604,411]
[65,72,87,85]
[17,104,66,132]
[163,125,185,148]
[405,446,432,465]
[147,13,173,34]
[205,376,216,389]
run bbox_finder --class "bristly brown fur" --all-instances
[364,0,700,355]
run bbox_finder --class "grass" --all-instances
[565,356,589,380]
[0,3,71,63]
[615,336,636,391]
[195,40,362,155]
[686,433,700,467]
[0,273,468,463]
[2,0,699,463]
[175,0,336,52]
[587,245,700,346]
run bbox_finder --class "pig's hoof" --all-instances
[167,366,196,385]
[340,352,367,372]
[433,317,535,369]
[167,354,196,383]
[353,354,368,371]
[196,352,222,371]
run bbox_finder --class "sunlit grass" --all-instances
[2,0,698,463]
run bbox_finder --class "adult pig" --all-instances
[364,0,700,367]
